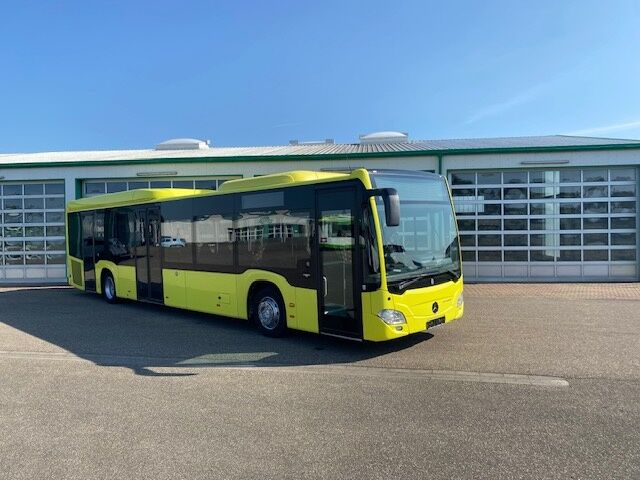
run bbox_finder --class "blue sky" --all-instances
[1,0,639,152]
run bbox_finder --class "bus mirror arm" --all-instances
[368,188,400,227]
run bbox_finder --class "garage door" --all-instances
[81,177,239,197]
[450,167,638,282]
[0,181,67,283]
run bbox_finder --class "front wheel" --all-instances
[102,273,118,304]
[251,287,287,337]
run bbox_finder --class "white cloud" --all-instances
[565,120,640,137]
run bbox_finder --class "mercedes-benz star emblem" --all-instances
[432,302,439,314]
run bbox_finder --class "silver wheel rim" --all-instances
[257,296,280,331]
[104,277,115,300]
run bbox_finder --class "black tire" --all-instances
[102,272,118,304]
[250,286,287,337]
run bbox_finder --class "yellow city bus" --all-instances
[66,169,464,341]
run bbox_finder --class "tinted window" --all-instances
[193,196,235,271]
[161,199,194,266]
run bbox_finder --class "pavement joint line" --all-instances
[0,350,569,387]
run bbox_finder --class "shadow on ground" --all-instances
[0,287,432,376]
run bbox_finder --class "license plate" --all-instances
[426,317,445,330]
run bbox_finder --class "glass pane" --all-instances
[45,198,64,209]
[529,187,556,199]
[477,188,500,200]
[504,219,527,230]
[583,186,608,198]
[559,170,580,182]
[560,234,581,246]
[583,217,608,230]
[45,183,64,195]
[504,250,527,261]
[557,186,580,198]
[25,226,45,237]
[459,235,476,247]
[24,184,44,195]
[583,233,608,246]
[477,234,501,247]
[45,240,66,251]
[478,250,501,261]
[559,203,581,214]
[457,219,475,231]
[5,254,24,265]
[106,182,127,193]
[477,172,501,184]
[529,219,548,230]
[478,204,501,216]
[128,181,149,189]
[46,226,65,236]
[530,234,556,247]
[24,198,44,210]
[4,212,23,223]
[610,185,636,197]
[611,217,636,229]
[46,212,64,223]
[451,173,475,185]
[3,227,23,237]
[3,184,22,195]
[477,219,501,231]
[530,203,557,215]
[452,188,475,197]
[583,202,607,214]
[504,204,527,215]
[584,250,608,261]
[531,250,556,261]
[611,233,636,246]
[150,181,171,188]
[609,168,636,181]
[504,234,527,246]
[172,181,194,188]
[46,254,66,264]
[195,180,218,190]
[502,172,527,184]
[25,212,45,223]
[26,254,44,265]
[560,218,581,230]
[4,240,23,251]
[611,249,636,261]
[611,201,636,214]
[503,187,527,200]
[461,250,476,262]
[583,169,606,182]
[559,250,581,261]
[25,241,45,251]
[85,182,105,195]
[3,198,22,210]
[529,171,558,184]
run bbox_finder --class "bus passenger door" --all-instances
[135,206,163,303]
[316,188,362,339]
[80,211,96,292]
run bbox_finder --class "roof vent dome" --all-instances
[155,138,210,150]
[359,131,409,144]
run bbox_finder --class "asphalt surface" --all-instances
[0,285,639,479]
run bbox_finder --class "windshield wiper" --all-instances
[395,268,460,291]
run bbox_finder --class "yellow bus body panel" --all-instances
[362,277,464,342]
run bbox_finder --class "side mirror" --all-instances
[369,188,400,227]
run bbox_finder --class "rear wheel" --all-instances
[102,272,118,304]
[251,287,287,337]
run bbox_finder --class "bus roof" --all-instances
[66,169,361,212]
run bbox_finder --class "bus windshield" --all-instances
[370,172,461,288]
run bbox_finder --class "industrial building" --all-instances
[1,132,638,284]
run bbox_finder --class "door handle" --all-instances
[323,276,327,297]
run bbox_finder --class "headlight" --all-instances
[377,309,406,325]
[457,293,464,307]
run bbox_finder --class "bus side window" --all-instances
[361,205,381,289]
[67,212,81,259]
